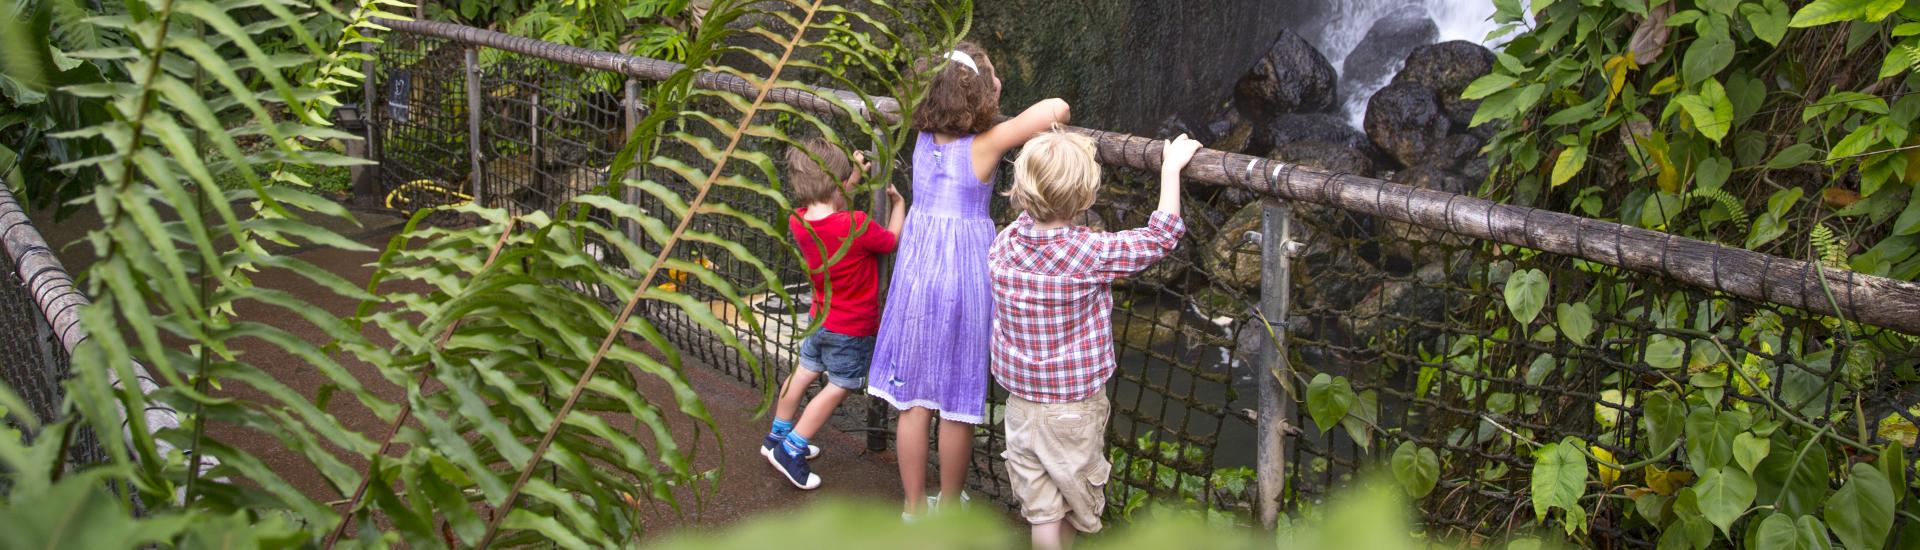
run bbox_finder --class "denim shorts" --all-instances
[797,329,875,390]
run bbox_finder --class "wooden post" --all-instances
[465,47,485,207]
[1254,198,1296,529]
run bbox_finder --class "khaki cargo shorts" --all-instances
[1001,391,1111,533]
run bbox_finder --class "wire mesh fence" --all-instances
[369,22,1919,542]
[0,219,111,488]
[1283,199,1920,545]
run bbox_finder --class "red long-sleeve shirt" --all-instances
[791,209,898,336]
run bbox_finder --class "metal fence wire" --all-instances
[1283,200,1920,545]
[0,220,111,486]
[368,22,1919,544]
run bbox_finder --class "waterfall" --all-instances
[1310,0,1512,128]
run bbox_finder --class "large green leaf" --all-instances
[1694,466,1757,535]
[1685,407,1747,472]
[1504,268,1549,325]
[1643,391,1686,456]
[1756,434,1831,517]
[1734,432,1770,473]
[1392,442,1440,498]
[1306,373,1355,433]
[1531,437,1589,524]
[1824,464,1896,550]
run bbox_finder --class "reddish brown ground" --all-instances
[31,203,904,537]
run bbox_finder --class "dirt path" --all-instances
[30,204,905,536]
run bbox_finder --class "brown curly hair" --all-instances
[910,41,1000,135]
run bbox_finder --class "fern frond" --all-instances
[1811,223,1848,268]
[1690,187,1749,231]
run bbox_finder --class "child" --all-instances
[764,137,907,489]
[866,40,1072,518]
[988,129,1200,550]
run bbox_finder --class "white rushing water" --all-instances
[1315,0,1511,127]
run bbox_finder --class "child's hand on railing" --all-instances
[1157,134,1201,218]
[1161,134,1201,175]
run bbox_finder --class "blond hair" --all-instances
[1010,127,1101,223]
[785,137,854,206]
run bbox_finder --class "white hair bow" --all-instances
[943,50,979,74]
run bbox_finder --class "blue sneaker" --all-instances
[766,443,821,490]
[760,434,819,459]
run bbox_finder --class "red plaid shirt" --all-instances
[988,210,1185,403]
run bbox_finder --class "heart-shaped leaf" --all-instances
[1393,442,1440,498]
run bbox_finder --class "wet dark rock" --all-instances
[1235,29,1338,118]
[1424,133,1487,174]
[1255,112,1378,158]
[1342,6,1440,93]
[1158,103,1256,155]
[1205,203,1266,291]
[1395,40,1495,98]
[1393,162,1474,196]
[1396,41,1497,133]
[1272,140,1379,179]
[1365,81,1450,169]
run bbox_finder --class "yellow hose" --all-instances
[384,179,474,209]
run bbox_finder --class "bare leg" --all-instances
[936,419,973,501]
[792,385,851,440]
[896,407,933,515]
[1031,521,1069,550]
[773,369,821,423]
[1058,522,1076,549]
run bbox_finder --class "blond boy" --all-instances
[987,128,1201,549]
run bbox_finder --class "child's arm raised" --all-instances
[1089,134,1199,281]
[884,183,907,235]
[970,98,1070,181]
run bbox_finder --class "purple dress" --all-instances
[866,132,995,424]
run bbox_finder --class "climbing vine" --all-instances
[1415,0,1920,545]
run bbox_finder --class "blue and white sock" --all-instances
[769,418,794,441]
[783,432,811,459]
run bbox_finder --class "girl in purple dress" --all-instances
[867,40,1071,519]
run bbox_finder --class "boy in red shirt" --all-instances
[765,137,906,489]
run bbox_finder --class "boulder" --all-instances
[1365,81,1450,169]
[1393,162,1475,196]
[1235,29,1338,118]
[1396,41,1497,133]
[1254,112,1378,157]
[1205,202,1266,291]
[1395,40,1495,97]
[1272,140,1379,178]
[1159,103,1257,155]
[1424,133,1487,174]
[1342,6,1438,92]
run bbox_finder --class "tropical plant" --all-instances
[1432,0,1920,546]
[0,0,968,548]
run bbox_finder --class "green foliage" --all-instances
[1306,373,1356,433]
[2,0,969,547]
[1390,442,1439,498]
[1473,0,1920,289]
[1530,437,1589,535]
[1470,2,1920,544]
[436,0,693,62]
